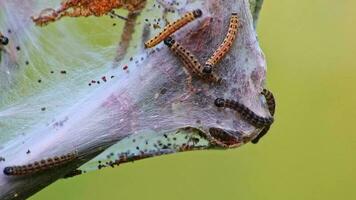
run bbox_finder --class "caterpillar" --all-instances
[164,37,221,83]
[3,151,77,176]
[214,97,274,128]
[144,9,202,48]
[204,13,239,73]
[208,127,241,148]
[251,89,276,144]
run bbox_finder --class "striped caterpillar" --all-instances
[214,97,274,128]
[208,127,241,148]
[251,89,276,144]
[204,13,239,73]
[3,152,77,176]
[164,37,221,83]
[144,9,202,48]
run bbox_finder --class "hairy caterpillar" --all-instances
[251,89,276,144]
[214,97,274,128]
[164,37,221,83]
[204,13,239,73]
[208,127,241,148]
[3,152,77,176]
[145,9,202,48]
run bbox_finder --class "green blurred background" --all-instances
[30,0,356,199]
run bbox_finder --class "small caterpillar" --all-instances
[204,13,239,73]
[3,152,77,176]
[0,33,9,46]
[214,97,274,128]
[164,37,221,83]
[208,127,241,148]
[251,89,276,144]
[144,9,202,48]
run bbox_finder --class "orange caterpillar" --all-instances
[32,0,147,26]
[144,9,202,48]
[164,37,221,83]
[204,13,239,73]
[3,152,77,176]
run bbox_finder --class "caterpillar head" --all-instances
[163,37,175,48]
[202,64,213,74]
[214,98,225,107]
[0,35,9,45]
[193,9,203,18]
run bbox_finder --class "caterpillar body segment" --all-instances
[145,9,203,48]
[261,88,275,116]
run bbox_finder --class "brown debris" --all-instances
[32,0,147,26]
